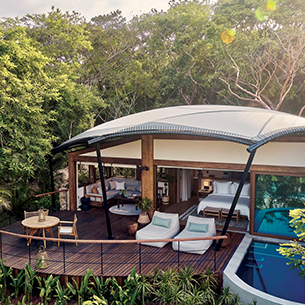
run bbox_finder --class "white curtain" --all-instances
[180,169,192,201]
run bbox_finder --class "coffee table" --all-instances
[22,216,60,248]
[114,195,140,208]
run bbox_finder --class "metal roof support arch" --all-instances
[96,142,113,240]
[215,148,257,251]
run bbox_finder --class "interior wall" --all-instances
[154,139,305,168]
[79,138,305,168]
[80,140,141,159]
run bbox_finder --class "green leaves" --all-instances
[9,269,24,299]
[54,280,72,305]
[1,1,305,204]
[278,208,305,279]
[0,256,247,305]
[67,269,93,305]
[0,259,12,300]
[37,274,60,305]
[0,14,102,191]
[0,26,54,184]
[24,259,41,302]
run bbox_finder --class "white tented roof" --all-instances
[52,105,305,154]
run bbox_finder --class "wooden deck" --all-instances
[0,206,245,280]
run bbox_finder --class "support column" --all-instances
[96,143,113,240]
[168,168,177,203]
[106,167,113,179]
[176,169,181,203]
[141,135,156,208]
[89,165,96,183]
[68,154,77,211]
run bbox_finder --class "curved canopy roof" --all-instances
[52,105,305,154]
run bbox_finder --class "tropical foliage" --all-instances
[0,0,305,205]
[0,262,256,304]
[278,207,305,279]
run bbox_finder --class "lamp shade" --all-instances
[38,208,46,222]
[203,181,210,187]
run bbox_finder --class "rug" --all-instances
[109,204,142,216]
[179,205,249,230]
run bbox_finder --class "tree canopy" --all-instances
[0,0,305,197]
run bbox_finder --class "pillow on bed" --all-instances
[214,181,231,194]
[241,183,250,197]
[188,222,209,232]
[229,182,236,194]
[233,182,250,197]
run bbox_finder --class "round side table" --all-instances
[126,222,138,236]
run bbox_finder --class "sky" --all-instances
[0,0,170,21]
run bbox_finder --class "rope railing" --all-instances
[0,229,226,244]
[0,189,69,229]
[0,229,227,276]
[32,189,68,198]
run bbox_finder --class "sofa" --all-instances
[84,177,141,207]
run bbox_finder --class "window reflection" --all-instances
[254,174,305,237]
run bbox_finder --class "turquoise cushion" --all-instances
[152,216,171,228]
[188,222,209,232]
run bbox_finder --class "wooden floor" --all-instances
[1,202,245,279]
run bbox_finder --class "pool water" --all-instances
[236,241,305,303]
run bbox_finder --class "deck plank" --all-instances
[1,207,245,278]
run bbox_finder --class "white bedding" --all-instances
[197,194,250,218]
[197,181,250,218]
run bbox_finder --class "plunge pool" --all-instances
[223,235,305,305]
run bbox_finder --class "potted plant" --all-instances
[121,189,126,198]
[135,197,154,224]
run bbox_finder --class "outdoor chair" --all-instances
[135,211,180,248]
[58,214,79,246]
[172,215,216,255]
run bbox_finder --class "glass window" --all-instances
[254,174,305,238]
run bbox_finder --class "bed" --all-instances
[197,181,250,219]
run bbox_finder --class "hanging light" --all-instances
[38,207,46,222]
[37,245,49,269]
